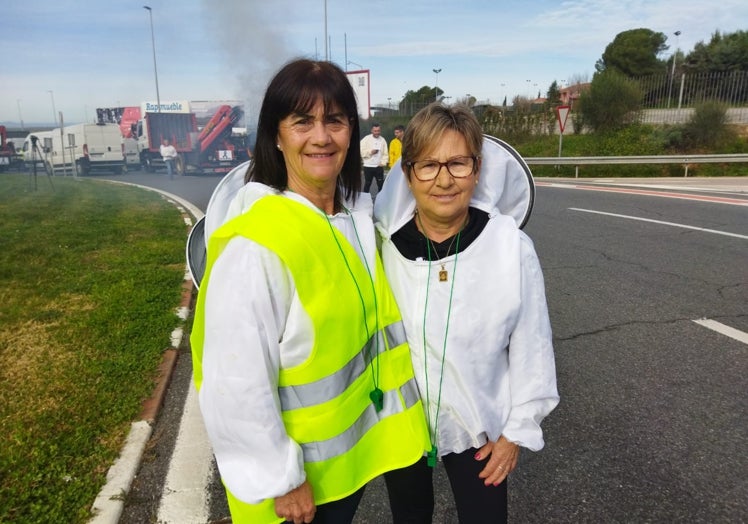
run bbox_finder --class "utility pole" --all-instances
[144,6,161,112]
[324,0,328,61]
[47,90,57,127]
[433,68,442,102]
[17,99,24,130]
[667,30,681,109]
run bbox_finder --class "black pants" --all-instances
[363,166,384,193]
[384,449,508,524]
[283,486,365,524]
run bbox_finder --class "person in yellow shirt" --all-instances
[388,125,404,169]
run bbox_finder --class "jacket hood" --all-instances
[187,161,252,290]
[204,161,252,244]
[187,161,373,289]
[374,135,535,237]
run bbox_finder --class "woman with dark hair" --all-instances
[191,58,429,524]
[375,103,559,523]
[246,59,363,203]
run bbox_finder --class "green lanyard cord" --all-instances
[418,213,461,467]
[324,208,383,411]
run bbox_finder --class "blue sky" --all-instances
[2,0,747,126]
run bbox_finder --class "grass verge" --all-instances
[0,174,187,523]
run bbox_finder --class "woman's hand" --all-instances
[274,480,316,523]
[475,435,520,486]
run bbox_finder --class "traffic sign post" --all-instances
[555,105,571,162]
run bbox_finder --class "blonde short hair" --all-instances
[401,103,482,178]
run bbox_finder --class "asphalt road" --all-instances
[102,170,747,523]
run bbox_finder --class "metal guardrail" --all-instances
[524,154,748,177]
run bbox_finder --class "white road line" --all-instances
[539,182,748,205]
[693,319,748,345]
[157,380,213,524]
[569,208,748,240]
[600,183,746,196]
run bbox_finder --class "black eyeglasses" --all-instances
[405,155,477,181]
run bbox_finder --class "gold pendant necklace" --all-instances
[417,211,469,283]
[426,235,458,282]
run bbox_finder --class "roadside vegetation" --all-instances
[0,175,186,523]
[378,28,748,179]
[375,107,748,178]
[510,111,748,178]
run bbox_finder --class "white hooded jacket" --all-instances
[373,137,559,454]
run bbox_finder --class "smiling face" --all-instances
[276,99,352,197]
[409,129,480,238]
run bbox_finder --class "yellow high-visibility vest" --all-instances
[191,195,430,524]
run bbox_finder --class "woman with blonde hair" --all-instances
[375,103,559,523]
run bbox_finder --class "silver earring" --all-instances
[276,144,282,150]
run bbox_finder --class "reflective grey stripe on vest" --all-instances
[300,377,420,463]
[278,320,407,410]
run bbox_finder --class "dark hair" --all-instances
[246,59,362,204]
[394,125,405,132]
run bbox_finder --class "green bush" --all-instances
[682,101,735,150]
[578,70,643,132]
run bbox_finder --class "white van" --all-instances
[23,123,125,175]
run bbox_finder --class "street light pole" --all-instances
[324,0,329,61]
[17,99,25,130]
[47,90,57,127]
[667,30,681,109]
[433,68,442,102]
[47,89,67,174]
[143,6,161,112]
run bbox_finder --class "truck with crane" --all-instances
[110,102,249,175]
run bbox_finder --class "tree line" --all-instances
[577,28,747,134]
[381,28,748,153]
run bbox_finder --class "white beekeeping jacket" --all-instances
[374,136,559,454]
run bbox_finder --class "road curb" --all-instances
[141,275,195,422]
[89,420,154,524]
[89,198,197,523]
